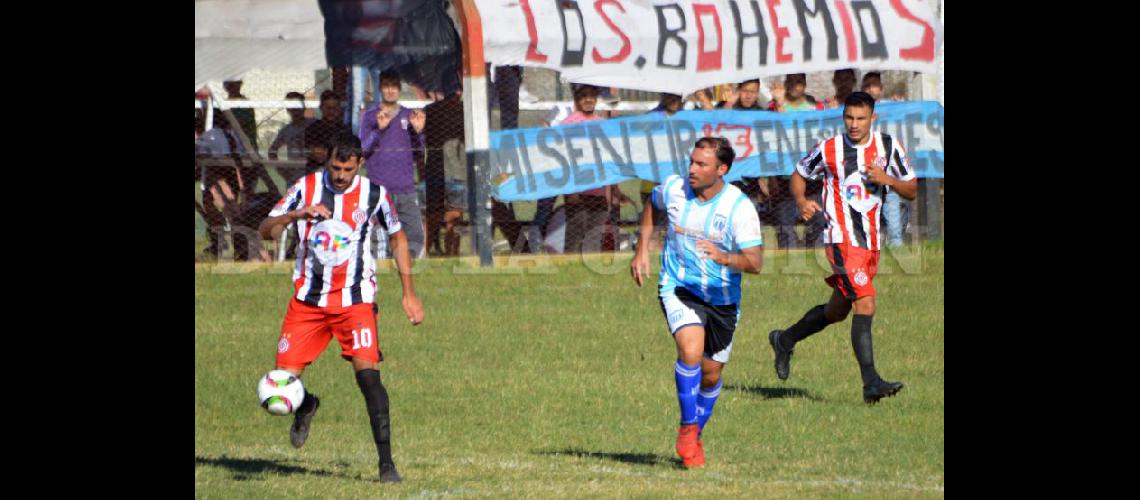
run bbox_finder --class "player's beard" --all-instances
[690,175,717,194]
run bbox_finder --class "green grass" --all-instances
[195,245,944,498]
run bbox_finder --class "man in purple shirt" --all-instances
[360,70,427,258]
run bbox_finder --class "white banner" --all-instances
[475,0,943,96]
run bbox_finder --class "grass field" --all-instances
[195,244,944,498]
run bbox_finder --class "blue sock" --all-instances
[674,360,701,426]
[696,378,723,432]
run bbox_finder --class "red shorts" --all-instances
[824,243,879,300]
[276,298,383,370]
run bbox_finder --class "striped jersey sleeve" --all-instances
[369,183,403,235]
[268,178,305,217]
[730,196,763,249]
[888,139,917,182]
[796,143,827,180]
[654,174,683,210]
[651,178,667,210]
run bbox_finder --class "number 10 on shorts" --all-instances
[352,328,373,349]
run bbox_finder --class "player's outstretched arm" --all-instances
[389,229,424,325]
[630,200,655,287]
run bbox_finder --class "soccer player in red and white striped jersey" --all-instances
[768,92,917,404]
[257,132,423,483]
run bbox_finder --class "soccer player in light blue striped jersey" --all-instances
[630,136,764,469]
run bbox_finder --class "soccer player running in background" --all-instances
[258,132,424,483]
[767,91,916,404]
[630,137,764,469]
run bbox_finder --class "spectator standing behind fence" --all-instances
[196,108,208,258]
[196,110,278,261]
[714,80,770,232]
[223,80,258,153]
[360,70,427,259]
[824,69,858,109]
[887,83,908,102]
[529,84,582,253]
[487,65,529,253]
[764,74,827,249]
[305,91,351,178]
[715,79,769,111]
[861,72,883,101]
[196,111,245,259]
[768,73,824,112]
[423,91,468,256]
[689,88,717,111]
[637,94,687,251]
[544,84,617,125]
[560,84,623,254]
[269,92,317,185]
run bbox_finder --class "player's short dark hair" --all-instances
[329,132,363,163]
[844,91,877,112]
[379,70,401,87]
[694,136,735,170]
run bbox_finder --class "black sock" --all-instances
[297,388,318,415]
[851,314,880,386]
[355,369,394,466]
[781,305,829,349]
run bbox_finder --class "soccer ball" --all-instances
[257,370,305,416]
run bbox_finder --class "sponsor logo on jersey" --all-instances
[673,225,708,240]
[313,232,351,251]
[311,219,355,266]
[710,214,728,240]
[845,184,867,201]
[842,172,879,213]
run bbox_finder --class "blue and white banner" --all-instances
[491,100,943,202]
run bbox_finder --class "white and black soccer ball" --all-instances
[257,370,305,416]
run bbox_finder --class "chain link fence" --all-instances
[195,66,941,262]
